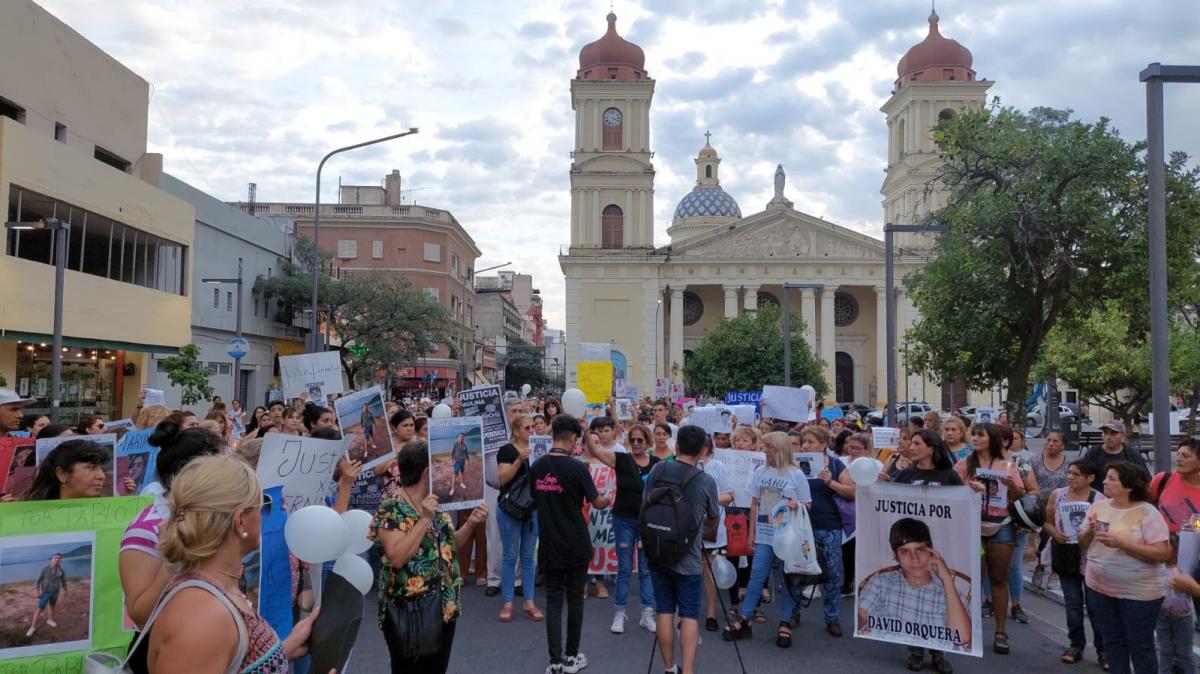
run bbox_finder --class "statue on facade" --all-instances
[774,164,786,199]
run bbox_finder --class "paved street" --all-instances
[346,577,1099,673]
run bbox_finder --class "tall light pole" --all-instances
[6,218,67,422]
[1141,63,1200,471]
[203,257,244,402]
[309,128,419,353]
[884,223,946,427]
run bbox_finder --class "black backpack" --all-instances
[498,473,535,521]
[638,464,702,568]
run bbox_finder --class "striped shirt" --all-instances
[121,499,170,557]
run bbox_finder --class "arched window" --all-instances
[601,205,624,248]
[602,107,623,151]
[938,108,956,121]
[896,119,906,159]
[705,165,712,178]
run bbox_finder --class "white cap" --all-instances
[0,388,35,407]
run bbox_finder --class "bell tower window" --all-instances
[705,165,712,178]
[602,107,623,151]
[601,205,624,248]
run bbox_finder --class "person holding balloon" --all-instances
[372,439,489,674]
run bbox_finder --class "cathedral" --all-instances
[559,10,992,409]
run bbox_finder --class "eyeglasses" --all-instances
[523,425,534,431]
[629,438,646,444]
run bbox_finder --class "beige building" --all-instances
[560,11,994,408]
[0,0,194,421]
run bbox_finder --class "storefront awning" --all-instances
[1,331,180,355]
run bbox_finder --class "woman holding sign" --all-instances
[496,414,544,624]
[1044,460,1106,667]
[799,425,854,637]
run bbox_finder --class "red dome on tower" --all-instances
[577,12,647,81]
[896,11,975,86]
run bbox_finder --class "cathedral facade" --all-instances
[559,11,992,408]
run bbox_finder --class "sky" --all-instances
[39,0,1200,331]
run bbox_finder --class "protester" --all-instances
[372,439,488,674]
[170,410,200,431]
[1156,543,1196,674]
[279,407,304,436]
[651,421,674,461]
[586,423,660,634]
[1078,461,1171,674]
[644,425,720,674]
[1150,438,1200,534]
[542,397,562,420]
[1002,428,1040,625]
[724,431,812,646]
[698,434,735,632]
[0,388,34,436]
[135,404,172,430]
[840,432,871,596]
[1031,430,1071,588]
[530,414,609,674]
[731,425,759,451]
[23,439,107,500]
[19,412,50,437]
[496,414,543,623]
[799,425,853,637]
[941,416,971,462]
[1044,459,1106,668]
[581,420,613,600]
[301,405,336,435]
[36,423,73,439]
[74,414,104,435]
[652,399,678,448]
[245,406,267,437]
[148,455,320,673]
[1082,420,1147,491]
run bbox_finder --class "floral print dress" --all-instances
[370,495,462,626]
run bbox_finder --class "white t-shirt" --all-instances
[747,466,812,543]
[702,458,735,549]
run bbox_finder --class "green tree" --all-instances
[904,104,1183,414]
[502,339,546,392]
[158,343,214,405]
[683,303,826,398]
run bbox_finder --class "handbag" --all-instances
[498,472,535,521]
[724,509,751,557]
[84,579,247,674]
[381,527,446,659]
[781,505,825,587]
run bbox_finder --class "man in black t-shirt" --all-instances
[1081,419,1147,492]
[531,415,610,674]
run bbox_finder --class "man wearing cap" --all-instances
[0,388,35,437]
[1081,420,1147,492]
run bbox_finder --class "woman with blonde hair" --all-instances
[941,416,971,462]
[731,425,760,452]
[135,405,172,431]
[147,455,319,673]
[494,413,541,622]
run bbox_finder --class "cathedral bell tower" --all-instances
[568,12,655,252]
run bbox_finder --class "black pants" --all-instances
[544,565,588,664]
[384,618,457,674]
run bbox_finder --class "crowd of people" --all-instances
[1,384,1197,674]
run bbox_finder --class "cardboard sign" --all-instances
[256,435,345,513]
[279,351,345,401]
[334,386,393,471]
[760,385,813,423]
[579,342,611,363]
[614,399,633,421]
[143,388,167,407]
[577,361,613,404]
[654,378,669,398]
[586,462,618,574]
[428,416,485,512]
[715,448,766,508]
[614,379,629,398]
[872,427,901,450]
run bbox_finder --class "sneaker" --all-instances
[610,609,627,634]
[545,664,564,674]
[562,653,589,673]
[25,626,34,637]
[1011,604,1029,625]
[1031,565,1046,591]
[665,668,679,674]
[45,619,57,628]
[639,607,657,633]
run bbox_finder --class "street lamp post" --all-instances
[884,223,946,427]
[6,218,68,422]
[309,128,419,353]
[1141,63,1200,472]
[203,257,244,402]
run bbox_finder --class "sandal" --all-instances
[993,632,1010,655]
[498,605,514,623]
[722,618,753,642]
[776,622,792,648]
[1011,604,1029,625]
[752,608,767,624]
[594,582,609,599]
[906,651,924,671]
[1060,648,1083,664]
[523,604,544,622]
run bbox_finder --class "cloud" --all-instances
[518,20,557,39]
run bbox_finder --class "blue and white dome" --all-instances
[672,186,742,221]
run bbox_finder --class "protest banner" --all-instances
[715,448,766,508]
[724,390,761,408]
[872,427,901,451]
[2,438,36,498]
[530,435,552,464]
[577,361,613,403]
[0,495,151,670]
[586,462,618,574]
[458,385,510,490]
[279,351,345,401]
[654,378,669,398]
[760,384,815,422]
[37,434,117,496]
[428,416,485,512]
[256,435,345,513]
[579,342,611,363]
[334,386,393,471]
[855,481,982,657]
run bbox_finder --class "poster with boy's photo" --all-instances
[855,481,982,657]
[585,403,606,422]
[530,435,552,465]
[0,532,96,658]
[428,417,485,511]
[334,386,393,471]
[614,398,633,421]
[792,452,826,479]
[35,434,117,497]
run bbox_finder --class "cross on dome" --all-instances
[704,130,712,146]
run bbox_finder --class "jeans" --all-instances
[812,528,844,624]
[739,543,796,622]
[1086,587,1163,674]
[613,515,653,610]
[497,508,538,604]
[383,617,457,674]
[1060,572,1104,653]
[1156,613,1196,674]
[544,565,588,665]
[1008,530,1028,603]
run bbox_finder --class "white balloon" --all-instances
[284,505,349,563]
[340,509,374,555]
[332,551,374,595]
[431,403,452,419]
[711,554,737,590]
[849,456,883,487]
[521,383,532,396]
[799,385,817,422]
[561,388,587,417]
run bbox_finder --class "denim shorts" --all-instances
[649,566,703,620]
[454,460,466,474]
[37,590,59,609]
[983,520,1016,546]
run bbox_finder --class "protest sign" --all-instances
[334,386,393,471]
[0,496,151,670]
[577,361,613,403]
[872,427,901,451]
[279,351,345,401]
[973,407,999,425]
[855,482,981,657]
[670,383,684,399]
[102,418,134,433]
[143,388,166,407]
[116,428,156,496]
[715,448,766,508]
[256,435,345,513]
[37,434,117,496]
[585,402,606,422]
[579,342,611,363]
[614,399,633,421]
[586,462,618,574]
[792,452,826,479]
[530,435,552,465]
[458,385,510,490]
[975,468,1010,510]
[614,379,629,398]
[429,416,485,512]
[654,378,669,398]
[760,385,814,422]
[2,438,36,498]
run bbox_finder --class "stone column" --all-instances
[820,287,837,396]
[625,189,633,245]
[875,285,888,408]
[743,284,759,313]
[669,287,684,382]
[800,288,817,353]
[723,285,738,318]
[592,189,602,246]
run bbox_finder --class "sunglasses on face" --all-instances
[629,438,646,444]
[523,425,534,431]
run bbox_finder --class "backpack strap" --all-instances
[122,578,249,674]
[1153,471,1174,506]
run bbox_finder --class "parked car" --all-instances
[1025,403,1089,428]
[867,402,937,425]
[839,403,874,418]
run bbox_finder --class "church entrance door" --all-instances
[836,351,854,403]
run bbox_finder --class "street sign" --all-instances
[227,337,248,359]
